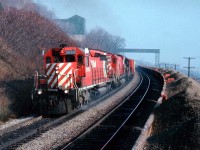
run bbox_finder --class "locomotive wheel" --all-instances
[64,98,73,114]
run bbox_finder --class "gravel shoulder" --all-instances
[16,72,141,150]
[144,69,200,150]
[0,116,36,132]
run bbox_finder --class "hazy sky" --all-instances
[36,0,200,70]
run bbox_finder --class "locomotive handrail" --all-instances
[73,69,79,89]
[35,74,47,78]
[34,71,38,90]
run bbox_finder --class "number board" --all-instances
[66,50,76,55]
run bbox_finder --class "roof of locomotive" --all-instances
[45,45,112,57]
[116,53,125,58]
[53,46,107,53]
[87,48,107,53]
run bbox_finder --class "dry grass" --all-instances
[0,7,76,121]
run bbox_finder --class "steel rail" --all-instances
[0,112,78,150]
[100,71,150,150]
[60,71,148,150]
[0,115,42,137]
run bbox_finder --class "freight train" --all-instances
[32,45,135,114]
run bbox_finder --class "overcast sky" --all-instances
[35,0,200,70]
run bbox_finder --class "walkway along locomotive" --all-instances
[32,45,135,114]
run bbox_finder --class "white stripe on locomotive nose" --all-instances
[47,71,55,84]
[58,63,64,68]
[59,63,71,76]
[46,64,56,76]
[56,63,64,81]
[46,64,50,68]
[51,77,57,88]
[59,76,68,87]
[65,80,70,89]
[59,70,72,86]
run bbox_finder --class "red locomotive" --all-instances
[32,45,135,114]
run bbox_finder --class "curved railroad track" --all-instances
[58,69,152,150]
[0,75,137,150]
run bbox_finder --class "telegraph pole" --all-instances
[164,64,168,69]
[183,57,195,77]
[172,64,179,71]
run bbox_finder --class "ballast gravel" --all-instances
[0,116,35,131]
[17,73,140,150]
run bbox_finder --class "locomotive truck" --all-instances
[32,45,135,114]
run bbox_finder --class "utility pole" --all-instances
[164,64,168,69]
[172,64,179,71]
[183,57,195,77]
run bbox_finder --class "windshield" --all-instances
[65,55,75,62]
[54,56,63,63]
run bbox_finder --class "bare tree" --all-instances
[0,0,30,9]
[82,27,125,53]
[0,7,76,80]
[0,0,55,19]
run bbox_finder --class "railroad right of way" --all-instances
[11,71,141,150]
[59,67,164,150]
[0,67,164,150]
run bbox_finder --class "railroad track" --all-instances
[0,109,87,150]
[58,70,151,150]
[0,115,42,137]
[0,76,135,150]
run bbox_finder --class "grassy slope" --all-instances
[0,8,76,121]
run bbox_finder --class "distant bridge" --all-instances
[117,49,160,67]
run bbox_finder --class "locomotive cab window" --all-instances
[65,55,75,62]
[125,59,129,66]
[100,55,106,61]
[113,58,117,64]
[54,56,63,63]
[78,55,84,64]
[46,56,51,64]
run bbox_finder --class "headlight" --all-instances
[38,89,42,95]
[64,90,68,94]
[56,70,59,74]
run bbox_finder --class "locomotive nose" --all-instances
[57,63,74,90]
[46,63,58,89]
